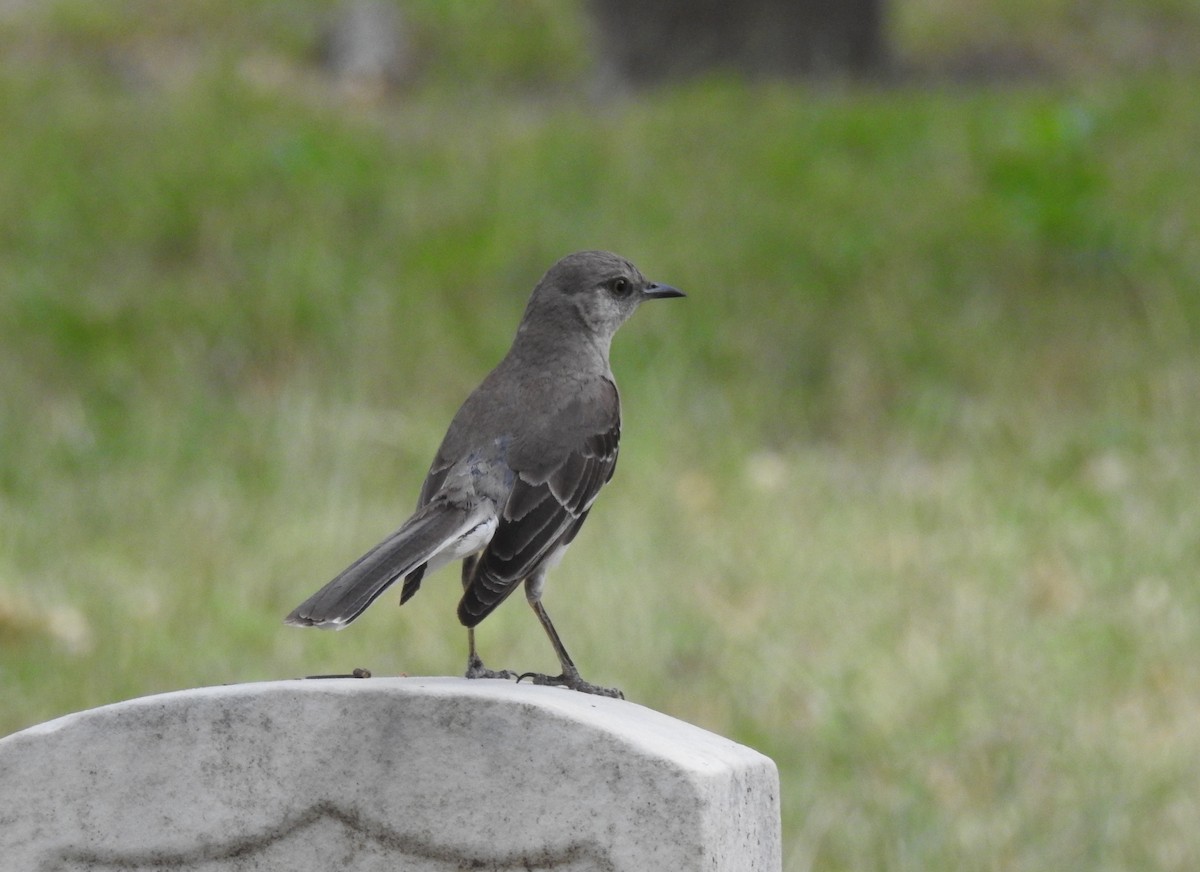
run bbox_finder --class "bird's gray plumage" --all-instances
[285,250,683,697]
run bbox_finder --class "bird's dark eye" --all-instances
[610,277,631,297]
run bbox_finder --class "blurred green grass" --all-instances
[3,1,1200,869]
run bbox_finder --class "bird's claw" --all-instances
[516,671,624,699]
[465,654,517,681]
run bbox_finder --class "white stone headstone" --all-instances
[0,677,781,871]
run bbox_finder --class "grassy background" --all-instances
[3,1,1200,868]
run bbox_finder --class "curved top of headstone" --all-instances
[0,677,780,872]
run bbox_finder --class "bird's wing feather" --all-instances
[457,383,620,627]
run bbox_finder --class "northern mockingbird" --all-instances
[286,251,684,698]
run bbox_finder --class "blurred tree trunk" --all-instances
[588,0,887,85]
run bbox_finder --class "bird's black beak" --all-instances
[642,282,685,300]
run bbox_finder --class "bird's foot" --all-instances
[465,653,517,681]
[517,670,624,699]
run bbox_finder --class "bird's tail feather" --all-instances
[284,502,474,629]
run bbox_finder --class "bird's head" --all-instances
[520,250,684,346]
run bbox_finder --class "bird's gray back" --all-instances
[418,346,619,510]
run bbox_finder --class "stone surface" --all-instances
[0,677,781,871]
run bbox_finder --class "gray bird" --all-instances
[285,250,684,698]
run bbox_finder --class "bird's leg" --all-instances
[460,555,516,681]
[517,574,624,699]
[465,627,516,680]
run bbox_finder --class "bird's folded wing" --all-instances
[457,425,619,626]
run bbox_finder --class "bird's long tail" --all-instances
[285,500,482,629]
